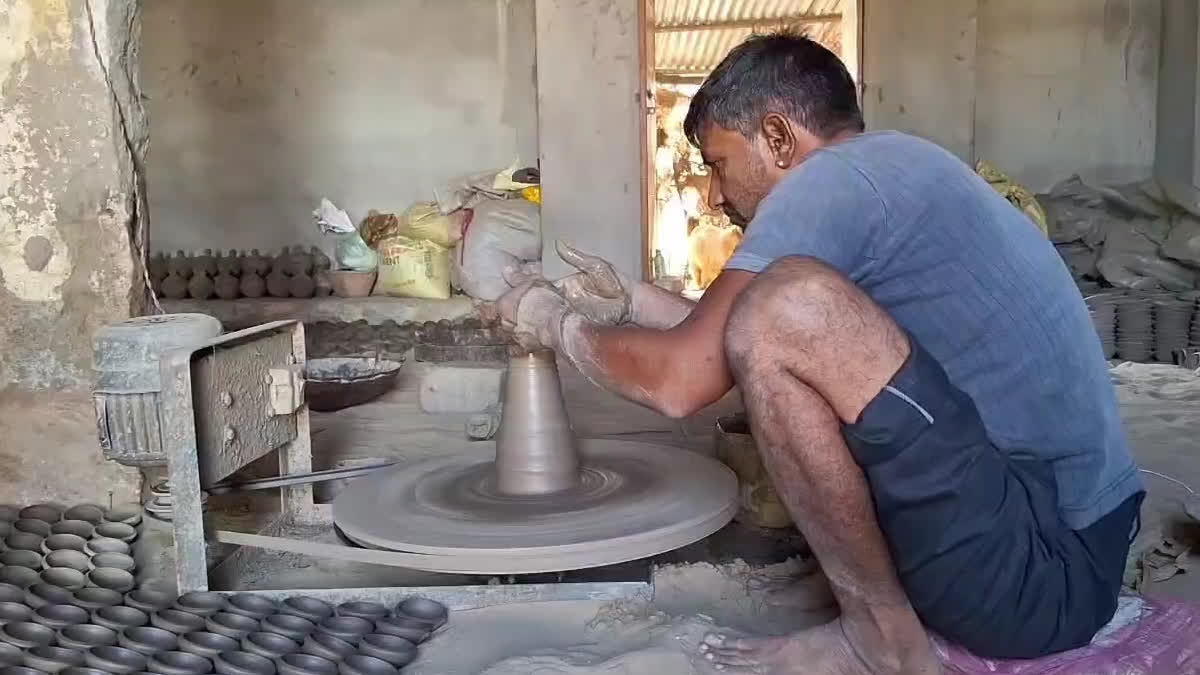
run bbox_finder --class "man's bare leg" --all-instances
[699,257,939,674]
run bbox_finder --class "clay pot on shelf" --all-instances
[330,270,376,298]
[186,273,215,301]
[312,246,331,273]
[194,249,218,278]
[266,266,291,299]
[214,271,240,300]
[286,247,314,277]
[161,273,189,300]
[239,272,266,299]
[244,249,271,277]
[167,252,193,280]
[288,271,315,299]
[313,271,333,297]
[216,250,242,277]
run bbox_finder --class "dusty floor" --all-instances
[130,359,1200,673]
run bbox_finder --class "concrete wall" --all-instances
[0,0,144,503]
[864,0,1161,192]
[1155,0,1200,211]
[535,0,645,281]
[142,0,539,254]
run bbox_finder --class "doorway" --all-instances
[641,0,860,295]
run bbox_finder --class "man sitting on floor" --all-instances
[496,32,1143,674]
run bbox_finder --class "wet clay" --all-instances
[332,352,737,574]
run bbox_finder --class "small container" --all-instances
[32,603,89,629]
[275,653,335,675]
[225,595,275,621]
[337,655,396,675]
[46,550,91,574]
[260,614,313,642]
[58,624,118,650]
[329,270,377,298]
[334,602,387,622]
[148,651,212,675]
[394,597,447,630]
[0,568,38,589]
[241,633,298,660]
[90,552,136,573]
[177,632,237,659]
[72,587,123,611]
[41,567,86,591]
[6,532,44,553]
[23,645,85,673]
[85,645,148,674]
[0,621,55,648]
[0,603,32,625]
[314,616,371,643]
[43,533,88,554]
[278,598,332,624]
[174,592,226,618]
[19,505,62,524]
[51,521,95,540]
[94,522,138,544]
[370,617,426,645]
[0,643,19,666]
[205,613,258,641]
[13,519,51,537]
[63,505,105,526]
[356,634,416,668]
[298,633,353,663]
[0,549,43,570]
[88,567,136,593]
[26,583,74,609]
[126,588,176,614]
[85,537,131,556]
[103,507,143,528]
[0,587,22,606]
[119,626,179,655]
[93,606,149,632]
[152,611,206,636]
[213,651,275,675]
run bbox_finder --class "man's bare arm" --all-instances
[558,270,755,417]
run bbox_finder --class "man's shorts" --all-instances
[842,336,1143,660]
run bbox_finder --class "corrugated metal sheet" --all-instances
[655,0,843,75]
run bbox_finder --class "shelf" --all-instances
[161,296,477,329]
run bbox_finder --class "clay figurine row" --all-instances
[148,248,334,301]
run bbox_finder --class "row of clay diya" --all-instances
[149,247,334,300]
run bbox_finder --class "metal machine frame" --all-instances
[159,320,650,608]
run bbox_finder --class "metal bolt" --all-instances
[220,392,233,407]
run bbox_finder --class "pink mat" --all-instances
[935,596,1200,674]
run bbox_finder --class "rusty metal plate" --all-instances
[191,326,300,486]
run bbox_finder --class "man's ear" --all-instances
[761,113,797,169]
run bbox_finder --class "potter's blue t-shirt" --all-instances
[724,131,1141,529]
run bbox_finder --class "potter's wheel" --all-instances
[332,439,738,573]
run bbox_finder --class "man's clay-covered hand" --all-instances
[497,266,572,352]
[553,241,631,325]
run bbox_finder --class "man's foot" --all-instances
[697,618,940,675]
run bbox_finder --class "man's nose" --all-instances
[707,174,724,210]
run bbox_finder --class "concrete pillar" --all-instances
[0,0,145,504]
[534,0,645,281]
[1157,0,1200,212]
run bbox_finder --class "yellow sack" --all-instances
[401,202,467,249]
[976,160,1049,237]
[374,234,451,299]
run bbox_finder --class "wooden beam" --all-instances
[655,13,840,33]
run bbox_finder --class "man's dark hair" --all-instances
[683,31,863,147]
